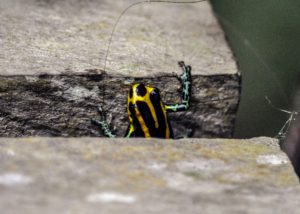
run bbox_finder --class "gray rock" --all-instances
[0,137,299,214]
[0,0,237,76]
[0,74,240,137]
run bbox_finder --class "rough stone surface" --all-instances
[0,0,240,137]
[0,137,299,214]
[0,74,240,137]
[0,0,237,76]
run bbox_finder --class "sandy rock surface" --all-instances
[0,0,237,76]
[0,137,299,213]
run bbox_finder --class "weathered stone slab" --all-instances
[0,137,299,214]
[0,0,237,76]
[0,74,239,137]
[0,0,240,137]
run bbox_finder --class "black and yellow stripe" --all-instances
[126,83,172,138]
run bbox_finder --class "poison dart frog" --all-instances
[92,61,192,138]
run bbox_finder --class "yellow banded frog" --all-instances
[92,61,191,138]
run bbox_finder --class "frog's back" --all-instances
[126,83,173,139]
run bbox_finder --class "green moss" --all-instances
[120,63,141,71]
[110,145,187,163]
[121,170,167,191]
[205,88,220,97]
[0,77,58,94]
[0,78,19,92]
[234,163,298,186]
[198,140,273,162]
[221,140,272,156]
[83,21,109,30]
[183,171,203,180]
[275,171,298,186]
[30,79,54,93]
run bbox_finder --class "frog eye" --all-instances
[136,84,147,97]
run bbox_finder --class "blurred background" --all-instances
[210,0,300,138]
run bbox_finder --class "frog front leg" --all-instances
[165,61,192,112]
[91,107,116,138]
[124,124,135,138]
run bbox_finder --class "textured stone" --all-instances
[0,137,299,214]
[0,74,239,137]
[0,0,237,76]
